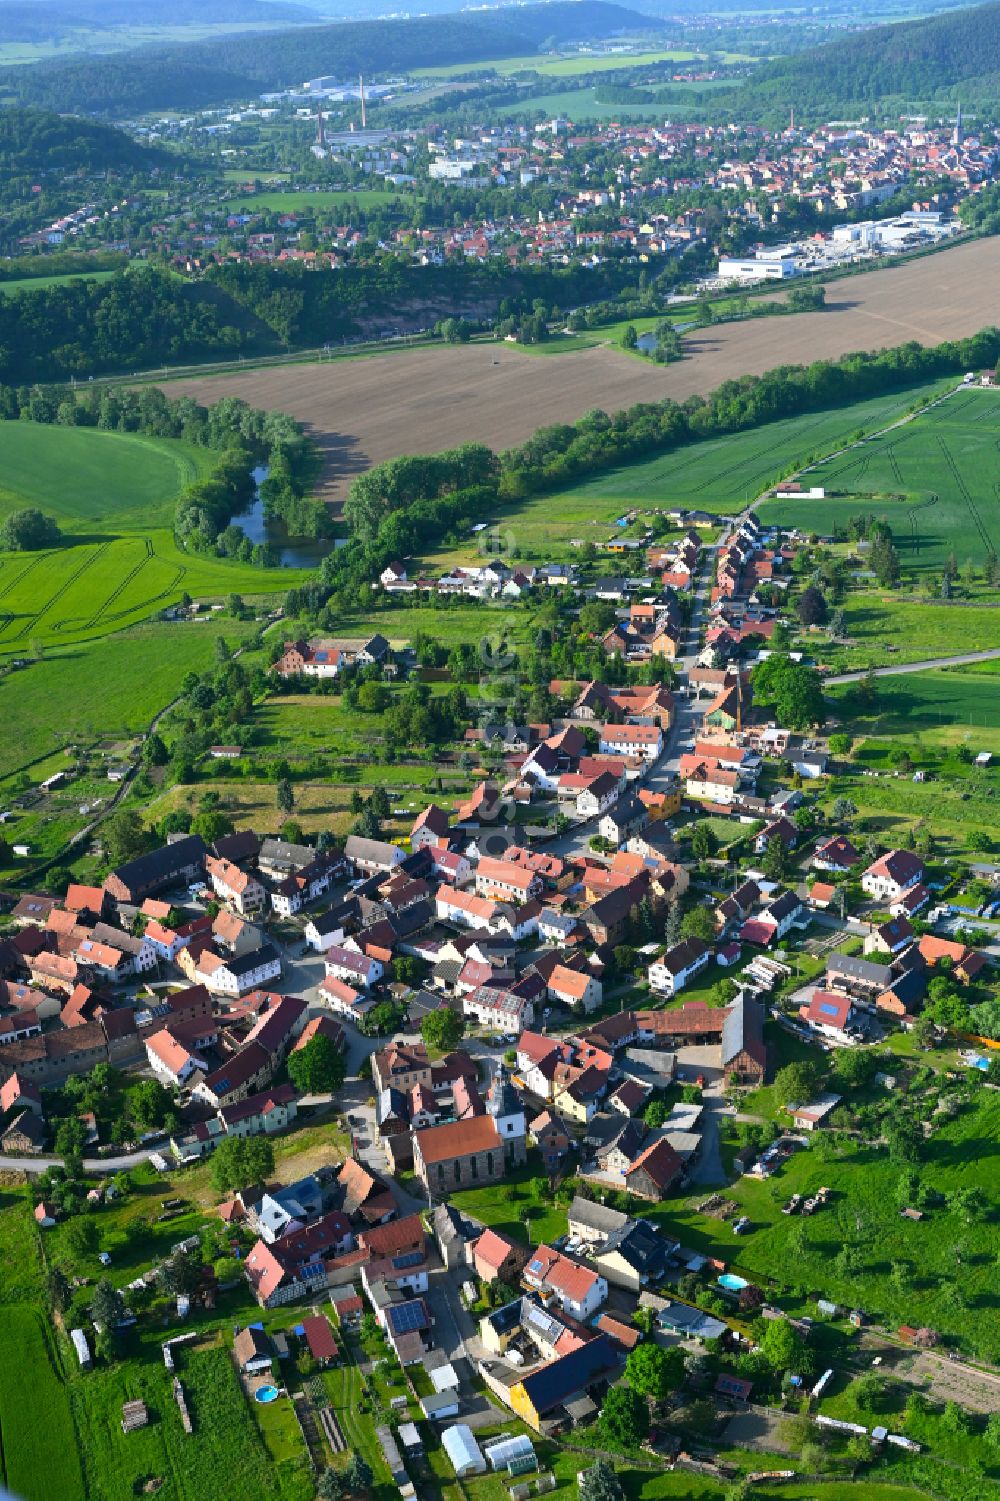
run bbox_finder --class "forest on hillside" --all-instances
[737,0,1000,115]
[0,256,649,382]
[0,107,170,176]
[0,1,655,113]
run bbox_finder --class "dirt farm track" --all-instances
[164,236,1000,503]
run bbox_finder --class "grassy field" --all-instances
[0,421,213,531]
[561,386,931,513]
[760,387,1000,573]
[221,189,406,214]
[0,616,257,778]
[0,423,303,660]
[150,769,467,841]
[498,86,686,120]
[447,1154,569,1245]
[0,269,118,295]
[828,666,1000,743]
[822,668,1000,852]
[645,1084,1000,1361]
[0,528,294,655]
[0,1306,85,1501]
[412,48,704,77]
[809,597,1000,672]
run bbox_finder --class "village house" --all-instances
[505,1335,622,1433]
[205,856,267,916]
[800,989,859,1044]
[193,942,282,997]
[574,770,623,820]
[473,1228,529,1286]
[373,1042,433,1096]
[194,1041,274,1109]
[474,856,541,904]
[648,938,711,996]
[861,849,925,902]
[324,945,383,989]
[145,1028,206,1088]
[598,723,663,763]
[529,1110,572,1172]
[546,964,603,1014]
[522,1244,607,1320]
[345,836,407,878]
[624,1137,684,1200]
[103,836,206,905]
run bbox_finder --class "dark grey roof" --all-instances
[881,966,926,1005]
[433,1201,472,1245]
[567,1197,629,1235]
[660,937,709,974]
[211,830,261,863]
[106,835,205,892]
[766,890,801,921]
[518,1335,621,1415]
[308,901,358,937]
[597,1118,645,1161]
[598,1218,674,1276]
[826,952,892,985]
[225,942,280,977]
[721,993,765,1067]
[604,797,644,826]
[259,838,315,870]
[486,1298,523,1336]
[377,1088,408,1125]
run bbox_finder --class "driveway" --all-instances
[676,1045,729,1189]
[688,1079,727,1188]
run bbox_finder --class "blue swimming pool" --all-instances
[718,1273,748,1293]
[254,1385,279,1404]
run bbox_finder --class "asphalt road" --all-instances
[825,648,1000,684]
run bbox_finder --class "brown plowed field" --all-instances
[163,236,1000,504]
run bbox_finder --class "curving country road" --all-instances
[825,647,1000,684]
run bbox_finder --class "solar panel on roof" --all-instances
[393,1250,424,1270]
[389,1301,427,1334]
[820,1002,840,1017]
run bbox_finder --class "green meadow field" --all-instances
[0,616,259,781]
[0,1306,84,1501]
[497,86,678,120]
[564,386,932,513]
[760,386,1000,572]
[0,422,304,657]
[221,189,405,215]
[412,47,703,78]
[0,420,211,530]
[0,269,118,296]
